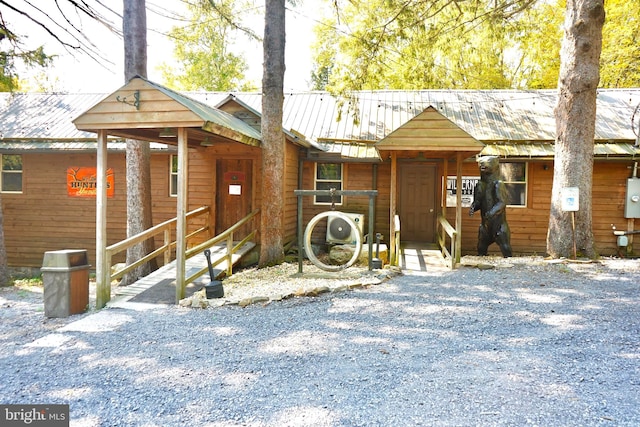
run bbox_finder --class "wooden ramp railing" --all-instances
[437,214,458,269]
[106,206,211,284]
[182,209,259,286]
[103,207,260,304]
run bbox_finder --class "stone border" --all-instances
[178,267,403,309]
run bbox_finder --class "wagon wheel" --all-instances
[303,211,362,272]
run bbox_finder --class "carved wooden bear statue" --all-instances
[469,156,513,257]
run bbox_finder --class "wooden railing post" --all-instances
[226,233,233,277]
[163,229,171,266]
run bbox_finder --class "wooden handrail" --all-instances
[185,209,260,258]
[185,228,258,285]
[437,214,458,269]
[183,209,260,284]
[106,205,210,283]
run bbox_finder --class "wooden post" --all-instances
[226,233,233,277]
[627,218,635,255]
[571,211,577,259]
[175,127,188,303]
[442,156,449,216]
[297,193,303,274]
[95,130,109,309]
[389,152,398,265]
[367,194,375,270]
[455,153,463,266]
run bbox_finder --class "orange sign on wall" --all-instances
[67,167,114,198]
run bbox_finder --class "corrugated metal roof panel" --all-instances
[315,140,381,160]
[482,142,640,158]
[0,92,107,140]
[0,140,173,152]
[2,88,640,157]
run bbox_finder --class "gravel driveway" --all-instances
[1,256,639,426]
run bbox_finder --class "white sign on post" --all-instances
[561,187,579,211]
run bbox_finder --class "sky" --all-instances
[6,0,323,93]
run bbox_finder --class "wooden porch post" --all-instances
[175,127,188,303]
[389,152,398,265]
[96,130,109,309]
[455,152,463,265]
[442,156,449,216]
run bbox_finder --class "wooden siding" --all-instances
[199,142,261,240]
[73,79,204,130]
[5,149,636,270]
[3,152,178,268]
[217,99,262,133]
[283,142,301,243]
[376,107,484,152]
[445,160,638,256]
[299,156,638,257]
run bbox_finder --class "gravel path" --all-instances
[1,256,639,426]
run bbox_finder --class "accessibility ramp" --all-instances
[108,241,256,307]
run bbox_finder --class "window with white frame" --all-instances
[169,155,178,197]
[1,154,23,193]
[314,163,343,205]
[500,162,527,207]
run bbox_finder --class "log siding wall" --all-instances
[3,152,177,268]
[4,151,636,270]
[446,160,637,257]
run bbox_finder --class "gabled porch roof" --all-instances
[73,75,262,148]
[375,106,484,158]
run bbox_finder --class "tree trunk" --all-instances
[0,192,10,286]
[122,0,157,284]
[259,0,286,267]
[547,0,604,259]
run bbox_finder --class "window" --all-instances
[500,162,527,207]
[314,163,343,205]
[169,155,178,197]
[1,154,23,193]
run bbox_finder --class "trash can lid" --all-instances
[42,249,89,268]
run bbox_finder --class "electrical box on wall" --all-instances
[625,178,640,218]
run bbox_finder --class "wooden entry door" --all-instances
[216,159,252,236]
[399,163,437,242]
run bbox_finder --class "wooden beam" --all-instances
[175,127,188,303]
[389,152,398,265]
[455,152,463,266]
[442,156,449,216]
[96,130,109,309]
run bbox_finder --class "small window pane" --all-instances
[169,155,178,197]
[317,163,341,180]
[2,155,22,171]
[171,155,178,173]
[314,163,343,205]
[1,173,22,192]
[500,163,525,182]
[504,183,526,206]
[316,181,342,204]
[170,175,178,196]
[1,154,23,193]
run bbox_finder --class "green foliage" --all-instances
[311,0,639,92]
[160,0,258,91]
[600,0,640,87]
[0,26,54,92]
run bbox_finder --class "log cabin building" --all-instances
[1,77,639,280]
